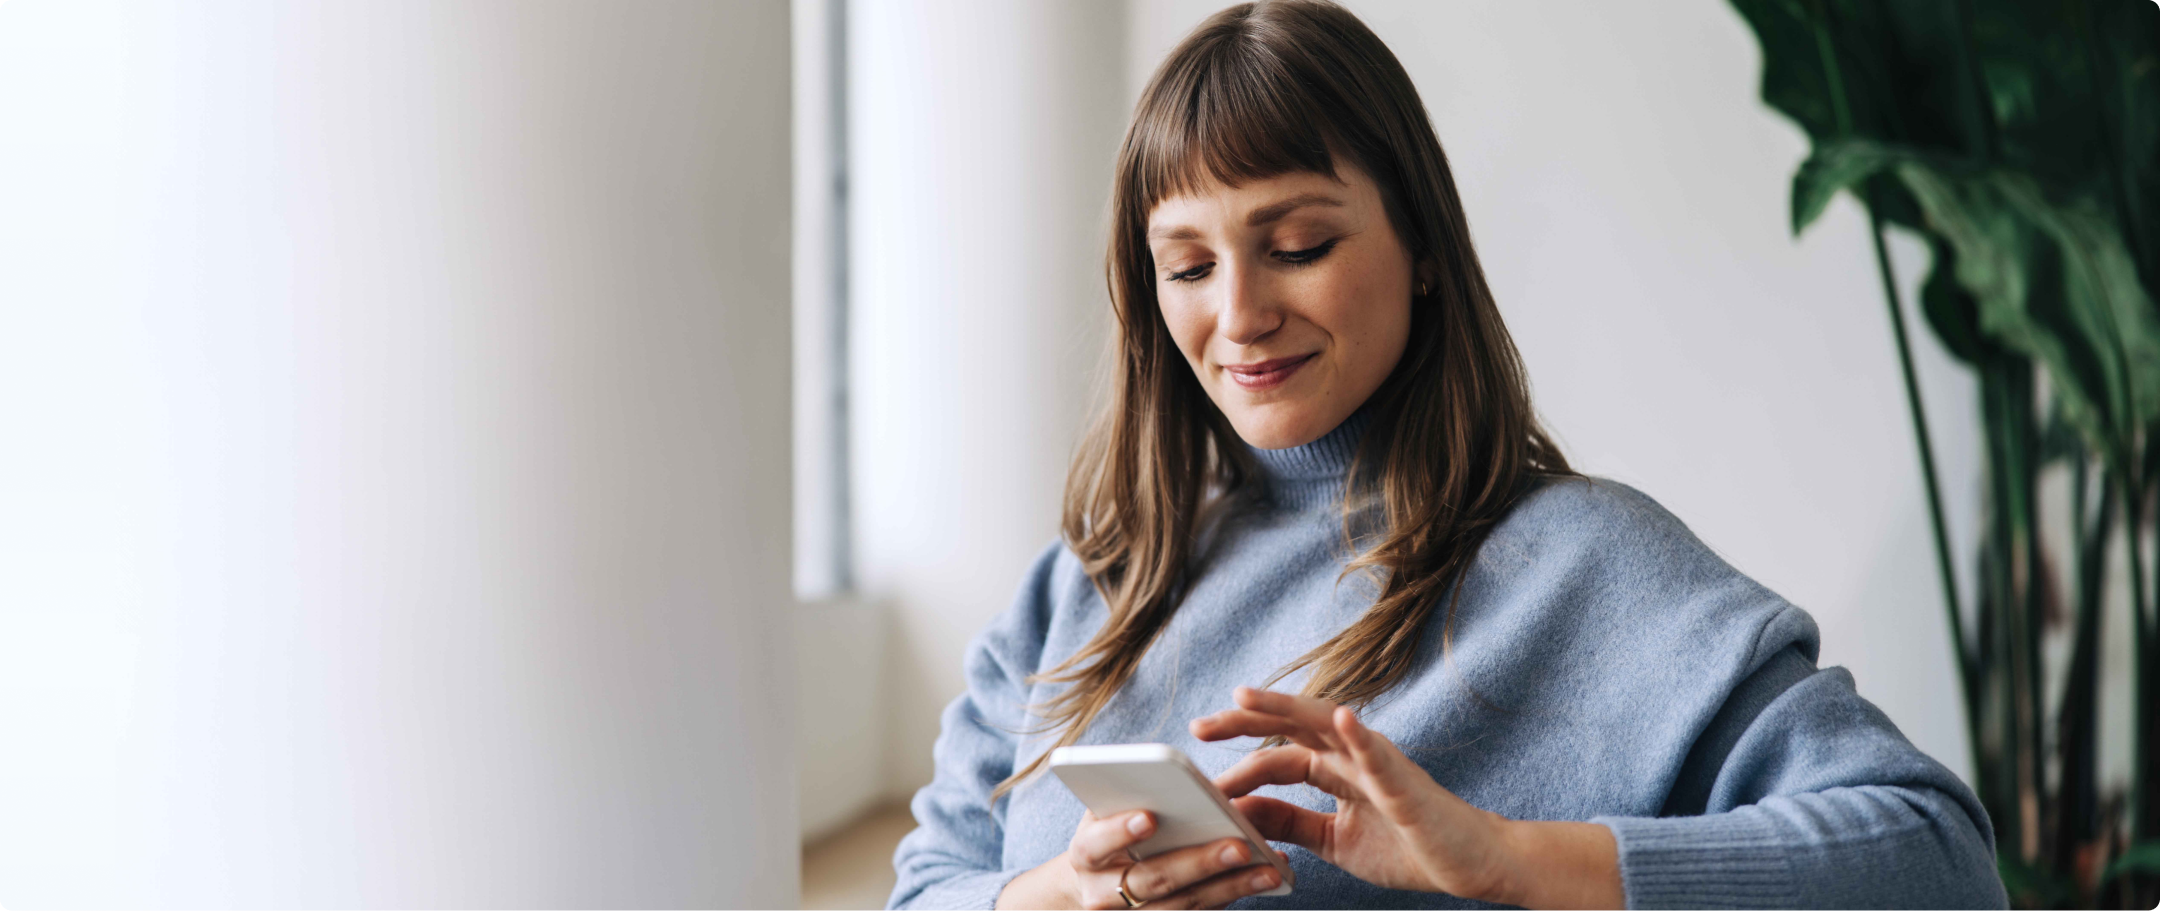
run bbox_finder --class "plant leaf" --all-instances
[1734,0,2160,294]
[1788,142,1994,369]
[1920,237,1988,366]
[1997,177,2160,433]
[1791,139,2160,464]
[1901,162,2117,452]
[1897,161,2160,464]
[1791,140,1898,234]
[1997,853,2076,906]
[2097,837,2160,885]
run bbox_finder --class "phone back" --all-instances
[1048,743,1295,896]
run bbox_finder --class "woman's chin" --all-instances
[1224,401,1344,450]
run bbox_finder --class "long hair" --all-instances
[992,0,1571,801]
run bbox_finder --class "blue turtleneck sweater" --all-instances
[887,413,2007,909]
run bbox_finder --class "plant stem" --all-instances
[2145,449,2160,853]
[1982,362,2021,853]
[1813,0,1984,797]
[2002,367,2042,864]
[2131,474,2152,845]
[1865,186,1976,710]
[2056,461,2111,894]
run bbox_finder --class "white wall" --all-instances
[0,1,797,905]
[796,598,890,842]
[849,0,1126,797]
[1125,0,1986,787]
[841,0,2077,821]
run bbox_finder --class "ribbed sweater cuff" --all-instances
[891,867,1027,910]
[1590,813,1799,910]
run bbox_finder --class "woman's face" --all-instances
[1146,161,1423,450]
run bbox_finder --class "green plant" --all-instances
[1725,0,2160,906]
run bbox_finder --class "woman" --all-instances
[889,2,2006,908]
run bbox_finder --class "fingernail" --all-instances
[1127,814,1151,836]
[1219,843,1247,865]
[1249,869,1277,890]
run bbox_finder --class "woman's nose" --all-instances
[1215,258,1283,346]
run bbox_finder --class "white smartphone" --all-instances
[1048,743,1295,897]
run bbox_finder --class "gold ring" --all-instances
[1117,866,1144,908]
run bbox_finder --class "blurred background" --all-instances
[0,0,2137,907]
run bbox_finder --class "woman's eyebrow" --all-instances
[1245,193,1345,226]
[1145,193,1346,241]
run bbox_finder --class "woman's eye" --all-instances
[1165,263,1214,283]
[1274,239,1339,265]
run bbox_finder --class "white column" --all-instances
[850,0,1128,795]
[0,1,795,905]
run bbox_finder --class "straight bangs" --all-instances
[1125,29,1347,215]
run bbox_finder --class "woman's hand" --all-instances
[1189,686,1521,903]
[995,808,1284,910]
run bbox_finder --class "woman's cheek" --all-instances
[1338,264,1403,347]
[1304,266,1370,347]
[1158,297,1212,370]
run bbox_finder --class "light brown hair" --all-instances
[994,0,1570,801]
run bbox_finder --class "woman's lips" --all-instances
[1224,353,1318,391]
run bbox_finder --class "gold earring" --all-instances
[1417,282,1429,296]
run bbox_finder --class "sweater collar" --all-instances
[1244,404,1373,510]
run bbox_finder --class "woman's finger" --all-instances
[1230,793,1329,852]
[1189,709,1331,750]
[1069,810,1153,871]
[1211,744,1360,806]
[1211,745,1314,798]
[1335,707,1389,773]
[1119,837,1260,907]
[1140,863,1282,910]
[1333,707,1422,804]
[1332,706,1397,800]
[1232,686,1345,749]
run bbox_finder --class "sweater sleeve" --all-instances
[1589,609,2009,910]
[886,543,1063,910]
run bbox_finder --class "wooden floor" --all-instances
[802,803,917,910]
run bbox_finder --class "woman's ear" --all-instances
[1413,260,1441,298]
